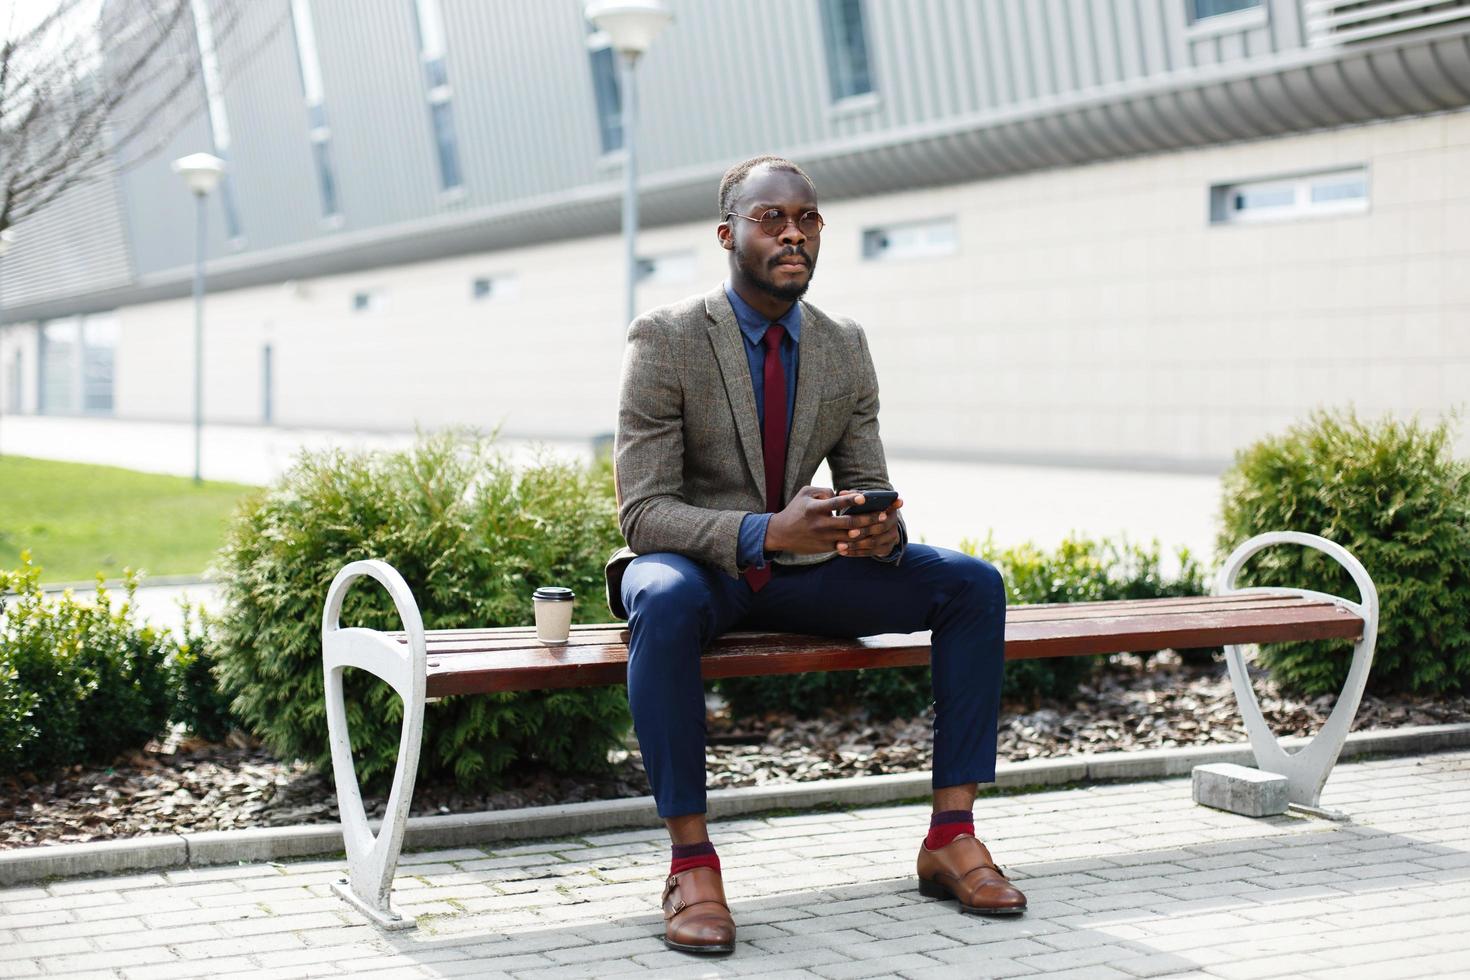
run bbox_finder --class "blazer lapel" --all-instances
[704,287,765,496]
[784,300,824,501]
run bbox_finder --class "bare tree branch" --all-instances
[0,0,284,234]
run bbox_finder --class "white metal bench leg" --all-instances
[1215,531,1379,819]
[321,560,427,930]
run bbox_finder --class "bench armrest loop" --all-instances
[1215,531,1379,813]
[321,559,427,929]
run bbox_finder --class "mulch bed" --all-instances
[3,652,1466,849]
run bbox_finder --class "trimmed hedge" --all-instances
[1,557,175,776]
[714,536,1210,719]
[1219,410,1470,696]
[211,431,631,793]
[167,604,236,743]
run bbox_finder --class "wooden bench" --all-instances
[321,530,1377,929]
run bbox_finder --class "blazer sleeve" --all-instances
[825,323,908,561]
[614,313,748,577]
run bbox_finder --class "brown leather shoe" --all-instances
[917,834,1027,915]
[661,866,736,954]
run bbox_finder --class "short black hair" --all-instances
[718,155,815,218]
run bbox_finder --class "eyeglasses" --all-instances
[727,208,825,238]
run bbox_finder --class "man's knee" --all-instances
[943,553,1007,614]
[623,554,714,632]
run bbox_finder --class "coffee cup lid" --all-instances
[533,586,575,601]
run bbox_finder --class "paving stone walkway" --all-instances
[2,749,1467,980]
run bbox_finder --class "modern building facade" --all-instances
[2,0,1468,468]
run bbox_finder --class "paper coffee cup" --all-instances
[532,586,575,645]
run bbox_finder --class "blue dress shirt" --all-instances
[725,283,902,571]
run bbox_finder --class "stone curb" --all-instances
[3,722,1466,886]
[37,573,214,594]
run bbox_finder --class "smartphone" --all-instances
[837,489,899,516]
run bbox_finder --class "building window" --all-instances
[261,344,273,425]
[6,351,21,414]
[290,0,341,220]
[1190,0,1261,20]
[428,99,462,190]
[472,274,519,301]
[311,138,340,218]
[412,0,464,191]
[81,316,117,414]
[190,0,242,242]
[585,29,623,154]
[38,315,116,416]
[819,0,874,102]
[635,251,696,285]
[352,288,389,313]
[39,319,78,415]
[1210,168,1368,225]
[861,217,957,261]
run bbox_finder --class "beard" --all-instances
[736,243,816,303]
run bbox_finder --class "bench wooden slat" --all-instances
[402,594,1331,653]
[405,593,1346,655]
[404,591,1302,643]
[411,593,1362,698]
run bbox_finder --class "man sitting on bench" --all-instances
[605,155,1027,956]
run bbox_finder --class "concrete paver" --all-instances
[2,749,1466,979]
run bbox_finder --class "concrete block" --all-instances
[1192,763,1289,817]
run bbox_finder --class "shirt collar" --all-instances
[724,281,802,347]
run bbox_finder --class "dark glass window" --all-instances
[219,172,243,241]
[424,55,449,90]
[589,43,623,153]
[82,341,115,414]
[819,0,873,101]
[6,352,21,414]
[312,139,339,217]
[38,321,77,415]
[261,344,273,424]
[37,316,116,415]
[1192,0,1261,19]
[431,101,463,190]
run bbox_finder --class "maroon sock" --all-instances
[925,809,974,850]
[670,840,720,877]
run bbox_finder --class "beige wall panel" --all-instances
[93,108,1470,466]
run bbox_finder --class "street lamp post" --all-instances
[0,229,14,460]
[584,1,671,330]
[171,152,225,485]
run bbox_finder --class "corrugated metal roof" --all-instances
[4,0,1470,321]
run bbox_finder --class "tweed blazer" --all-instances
[604,284,903,618]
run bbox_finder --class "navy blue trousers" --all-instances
[621,544,1007,817]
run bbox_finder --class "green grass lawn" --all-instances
[0,456,256,583]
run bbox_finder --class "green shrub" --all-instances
[1,555,174,776]
[167,604,237,742]
[715,536,1211,719]
[1218,410,1470,696]
[973,535,1213,703]
[212,431,631,792]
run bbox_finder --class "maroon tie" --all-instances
[744,323,788,592]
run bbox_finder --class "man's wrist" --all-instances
[762,515,784,554]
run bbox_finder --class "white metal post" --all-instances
[192,192,206,485]
[621,51,639,331]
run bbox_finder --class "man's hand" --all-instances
[764,486,903,557]
[833,488,903,558]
